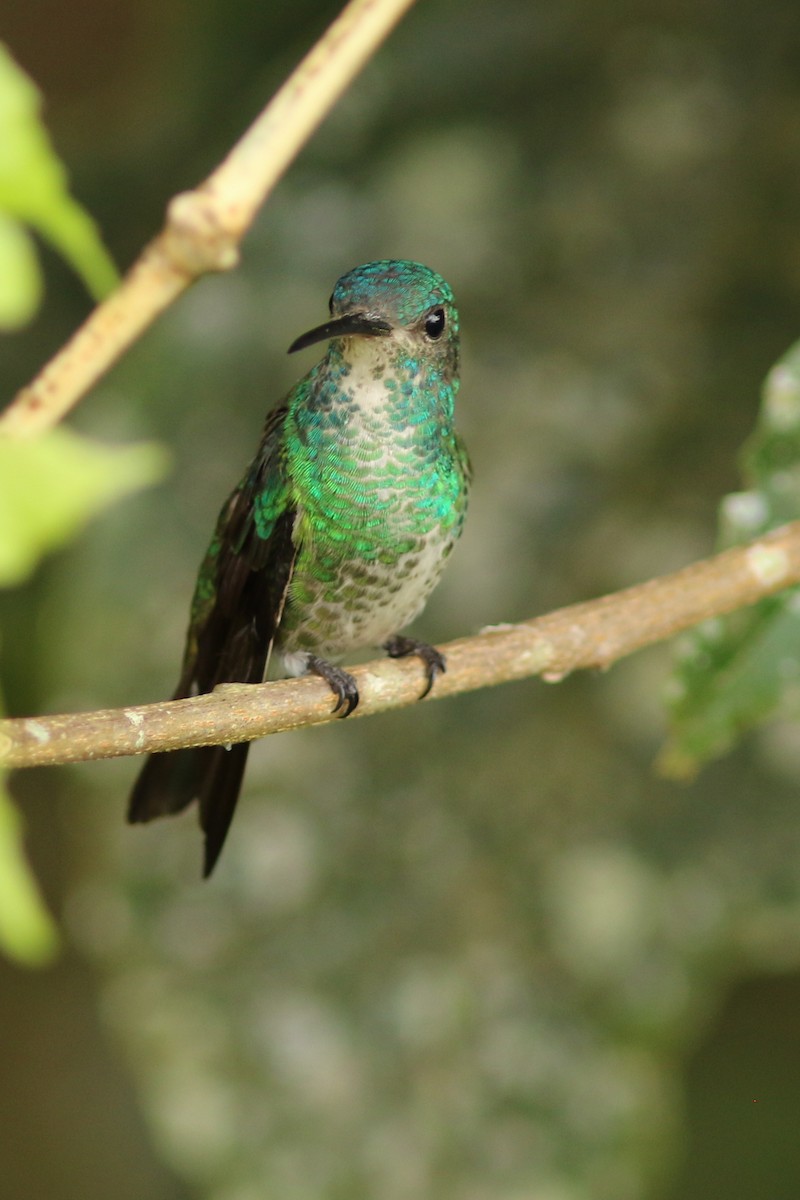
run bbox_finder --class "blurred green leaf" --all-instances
[0,735,58,965]
[662,340,800,776]
[0,428,169,586]
[0,210,42,329]
[0,41,118,325]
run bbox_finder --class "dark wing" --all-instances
[128,407,296,876]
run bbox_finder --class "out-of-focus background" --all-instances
[4,1,800,1197]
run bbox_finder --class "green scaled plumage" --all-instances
[128,260,471,876]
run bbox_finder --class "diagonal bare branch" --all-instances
[0,0,418,438]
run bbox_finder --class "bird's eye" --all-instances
[424,307,446,340]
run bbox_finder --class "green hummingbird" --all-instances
[128,260,470,876]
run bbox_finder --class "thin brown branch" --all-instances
[3,521,800,771]
[0,0,417,438]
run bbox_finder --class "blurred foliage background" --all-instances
[4,0,800,1196]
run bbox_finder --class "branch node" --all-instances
[164,189,241,278]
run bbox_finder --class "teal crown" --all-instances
[331,260,455,327]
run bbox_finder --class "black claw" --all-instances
[307,655,360,716]
[383,635,446,699]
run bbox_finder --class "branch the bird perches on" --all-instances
[2,520,799,771]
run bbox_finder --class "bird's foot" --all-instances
[383,635,446,699]
[306,655,360,717]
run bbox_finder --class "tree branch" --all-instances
[2,521,799,770]
[0,0,417,437]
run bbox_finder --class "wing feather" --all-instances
[128,407,296,875]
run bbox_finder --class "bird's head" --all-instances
[288,260,460,378]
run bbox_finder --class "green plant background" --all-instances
[4,1,800,1197]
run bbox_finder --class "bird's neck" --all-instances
[298,340,458,435]
[285,342,464,536]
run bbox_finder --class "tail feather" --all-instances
[198,742,251,878]
[127,741,251,878]
[127,747,203,821]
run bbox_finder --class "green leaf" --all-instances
[0,42,119,317]
[0,762,59,965]
[661,341,800,776]
[0,428,169,586]
[0,209,42,329]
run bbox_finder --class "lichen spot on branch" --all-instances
[746,542,790,589]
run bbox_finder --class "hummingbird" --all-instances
[128,260,470,877]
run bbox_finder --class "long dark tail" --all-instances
[128,741,251,877]
[126,497,297,877]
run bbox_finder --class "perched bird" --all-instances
[128,260,471,876]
